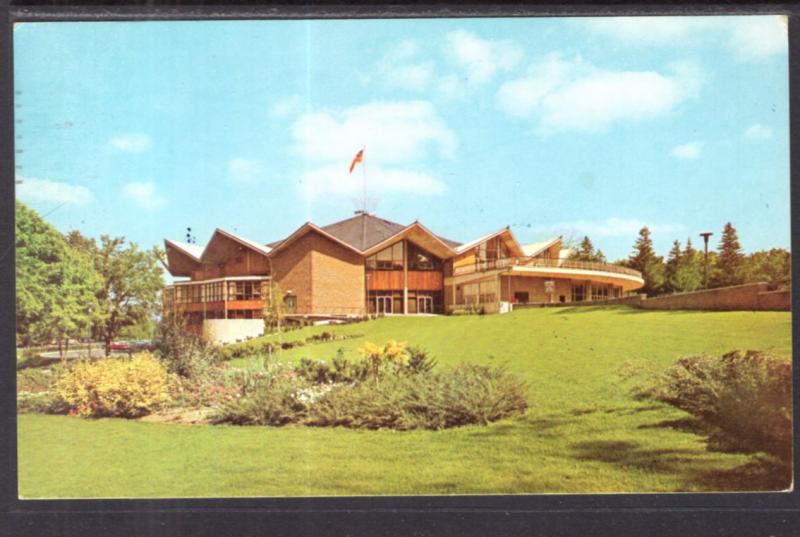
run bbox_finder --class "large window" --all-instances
[407,242,442,271]
[366,242,404,270]
[571,284,586,302]
[227,281,263,301]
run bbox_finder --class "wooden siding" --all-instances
[367,270,404,290]
[408,271,443,290]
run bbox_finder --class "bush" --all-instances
[214,351,528,430]
[219,332,362,361]
[639,350,791,463]
[56,352,170,418]
[17,390,71,414]
[212,364,310,425]
[308,363,528,430]
[155,314,222,378]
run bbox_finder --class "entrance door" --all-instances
[514,291,529,304]
[376,295,394,314]
[417,295,433,314]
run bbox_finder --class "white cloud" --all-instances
[744,123,773,140]
[445,29,523,84]
[228,158,264,183]
[728,16,788,61]
[289,100,455,199]
[533,217,685,238]
[581,16,787,62]
[299,163,445,199]
[375,31,521,98]
[122,181,165,210]
[496,54,704,133]
[16,176,93,205]
[109,133,151,153]
[671,141,704,159]
[270,95,304,117]
[582,17,717,45]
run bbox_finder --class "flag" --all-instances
[349,148,364,173]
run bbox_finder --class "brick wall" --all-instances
[271,234,313,314]
[638,282,790,311]
[309,232,365,315]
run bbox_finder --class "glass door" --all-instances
[417,295,433,314]
[376,295,394,314]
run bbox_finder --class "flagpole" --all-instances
[361,145,366,213]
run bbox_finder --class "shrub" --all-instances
[56,352,170,418]
[17,390,71,414]
[155,314,222,378]
[211,364,310,426]
[639,350,791,463]
[307,363,528,430]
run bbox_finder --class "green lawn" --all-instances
[18,306,792,498]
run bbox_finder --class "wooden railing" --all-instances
[453,257,643,279]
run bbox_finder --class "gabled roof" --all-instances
[267,213,461,255]
[202,228,271,261]
[521,236,561,257]
[165,239,203,261]
[454,227,526,258]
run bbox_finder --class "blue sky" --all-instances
[14,16,789,263]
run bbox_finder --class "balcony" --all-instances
[162,276,270,317]
[453,257,643,282]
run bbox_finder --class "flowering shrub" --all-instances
[56,353,170,418]
[637,350,791,463]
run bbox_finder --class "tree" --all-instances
[711,222,745,287]
[626,226,665,296]
[569,236,607,263]
[740,248,791,284]
[664,240,682,293]
[670,238,704,293]
[15,202,100,359]
[70,233,164,356]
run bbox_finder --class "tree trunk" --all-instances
[105,336,112,357]
[58,338,65,363]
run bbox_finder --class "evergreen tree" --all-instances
[626,226,665,296]
[569,235,607,263]
[671,237,703,292]
[664,240,682,293]
[711,222,745,287]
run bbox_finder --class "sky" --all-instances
[13,16,790,263]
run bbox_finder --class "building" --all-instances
[163,212,644,342]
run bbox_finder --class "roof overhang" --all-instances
[201,229,271,264]
[454,227,525,258]
[361,221,456,259]
[267,222,365,257]
[164,239,202,277]
[507,265,645,291]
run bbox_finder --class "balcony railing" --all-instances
[453,257,643,279]
[162,277,270,308]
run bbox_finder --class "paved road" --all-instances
[37,348,129,360]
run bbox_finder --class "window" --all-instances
[228,281,263,301]
[408,242,442,271]
[514,292,529,304]
[284,295,297,313]
[591,286,610,301]
[366,242,404,270]
[571,284,586,302]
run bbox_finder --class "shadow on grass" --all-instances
[467,414,577,439]
[685,457,791,492]
[638,416,710,435]
[570,440,698,473]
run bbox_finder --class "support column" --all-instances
[403,239,409,314]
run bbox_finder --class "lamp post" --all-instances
[699,232,713,289]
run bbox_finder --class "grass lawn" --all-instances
[18,306,792,498]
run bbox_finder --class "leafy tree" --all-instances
[569,236,607,263]
[70,233,164,356]
[741,248,791,284]
[711,222,745,287]
[15,202,100,359]
[626,226,665,296]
